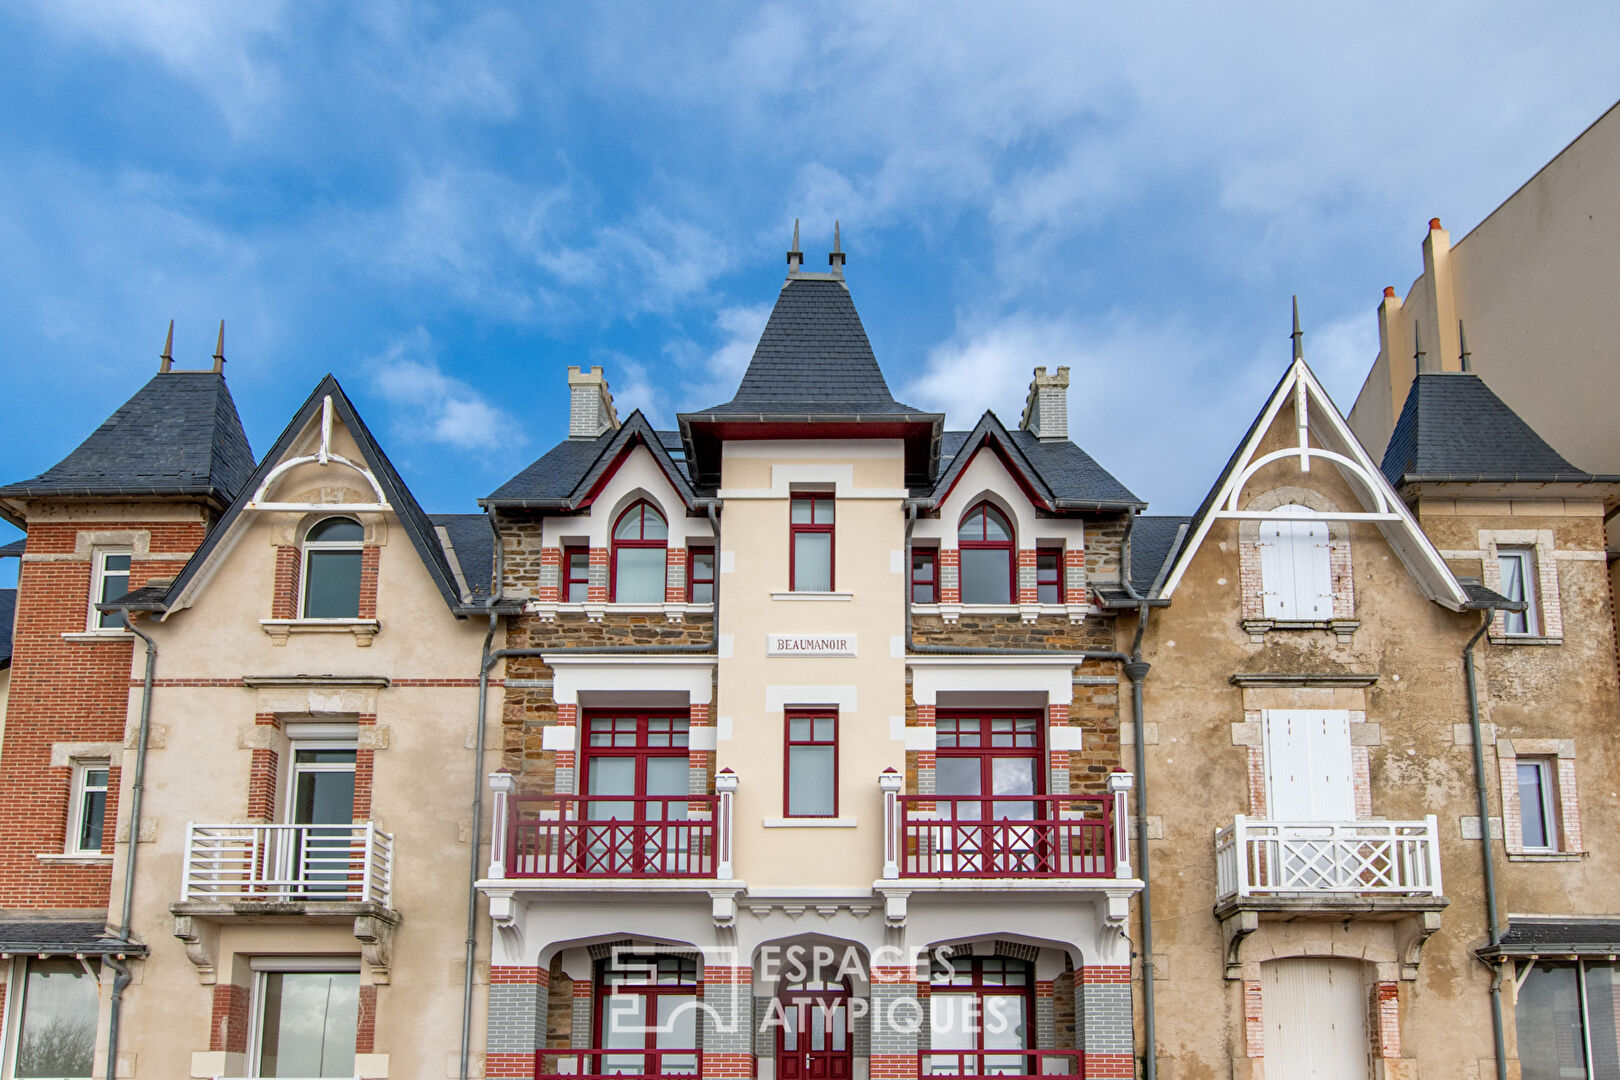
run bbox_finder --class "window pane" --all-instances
[791,498,813,524]
[960,548,1011,604]
[929,993,978,1051]
[788,746,836,816]
[812,716,835,741]
[97,555,131,628]
[814,499,834,525]
[77,787,106,851]
[615,547,666,603]
[1518,762,1551,848]
[259,971,359,1078]
[307,518,363,543]
[1038,582,1061,604]
[15,958,98,1078]
[1586,962,1620,1080]
[689,580,713,604]
[293,767,355,826]
[789,716,813,740]
[1517,963,1587,1080]
[935,757,982,798]
[965,507,1011,542]
[304,550,362,618]
[794,533,832,592]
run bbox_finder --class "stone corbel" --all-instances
[1220,909,1260,981]
[1330,619,1361,645]
[1066,604,1088,625]
[939,604,961,625]
[488,890,524,957]
[1395,910,1444,981]
[1018,604,1041,624]
[172,914,220,984]
[350,623,379,647]
[665,605,686,624]
[710,889,738,927]
[1239,619,1274,644]
[584,604,606,623]
[354,912,397,984]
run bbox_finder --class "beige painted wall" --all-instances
[1134,404,1620,1077]
[715,439,907,890]
[107,413,504,1079]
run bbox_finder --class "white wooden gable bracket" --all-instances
[246,395,393,513]
[1160,358,1469,609]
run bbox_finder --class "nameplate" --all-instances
[767,634,857,657]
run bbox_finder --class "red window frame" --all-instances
[959,502,1015,604]
[784,708,839,818]
[687,546,715,604]
[563,544,590,603]
[934,711,1045,796]
[610,499,668,603]
[789,493,836,592]
[580,710,691,796]
[911,548,938,604]
[928,955,1035,1052]
[594,953,701,1051]
[1036,547,1064,604]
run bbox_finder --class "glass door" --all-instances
[581,713,691,875]
[254,969,359,1077]
[287,746,357,896]
[935,713,1043,874]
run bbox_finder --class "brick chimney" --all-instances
[567,366,620,439]
[1020,366,1070,442]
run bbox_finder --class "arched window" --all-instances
[1258,506,1332,620]
[612,500,668,603]
[301,516,364,618]
[958,502,1014,605]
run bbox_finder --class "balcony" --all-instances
[1215,815,1443,905]
[537,1049,700,1079]
[881,773,1133,881]
[920,1050,1082,1078]
[487,773,737,881]
[180,822,394,905]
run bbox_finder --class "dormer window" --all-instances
[959,503,1014,605]
[611,500,667,603]
[1258,506,1332,620]
[301,517,364,618]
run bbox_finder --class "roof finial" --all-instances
[159,319,174,373]
[787,219,803,275]
[1458,320,1472,372]
[828,219,846,277]
[1412,321,1425,373]
[1290,295,1303,361]
[212,319,226,373]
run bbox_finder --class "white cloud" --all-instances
[367,327,522,452]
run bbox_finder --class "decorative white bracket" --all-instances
[247,395,392,512]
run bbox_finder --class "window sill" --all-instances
[36,852,114,865]
[1241,618,1359,644]
[61,630,134,643]
[1505,850,1586,862]
[770,591,854,602]
[919,603,1092,625]
[526,601,714,624]
[260,618,380,647]
[763,816,858,828]
[1490,634,1562,646]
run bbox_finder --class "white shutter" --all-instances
[1264,710,1354,822]
[1262,959,1371,1080]
[1294,520,1334,618]
[1260,508,1333,620]
[1259,519,1294,619]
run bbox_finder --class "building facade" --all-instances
[0,228,1615,1080]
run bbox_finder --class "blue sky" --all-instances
[2,3,1618,587]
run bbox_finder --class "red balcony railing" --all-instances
[920,1050,1083,1077]
[536,1049,702,1080]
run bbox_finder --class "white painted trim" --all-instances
[541,726,578,752]
[764,685,858,711]
[769,591,855,602]
[1049,727,1084,751]
[908,658,1080,706]
[722,440,905,459]
[547,656,716,706]
[687,727,718,751]
[762,817,859,828]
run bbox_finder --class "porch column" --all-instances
[1079,964,1132,1079]
[869,962,923,1080]
[702,964,754,1079]
[486,965,547,1079]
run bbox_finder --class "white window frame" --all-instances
[87,547,132,632]
[1496,547,1540,637]
[246,956,362,1079]
[66,760,111,856]
[1515,757,1558,852]
[298,517,365,621]
[282,735,359,827]
[3,954,102,1080]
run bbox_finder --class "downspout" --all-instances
[1465,611,1508,1080]
[105,605,157,1080]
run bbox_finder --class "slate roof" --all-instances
[0,920,146,956]
[432,513,497,602]
[689,278,926,417]
[926,414,1143,510]
[0,587,15,668]
[1482,917,1620,956]
[1460,579,1524,611]
[1132,516,1191,596]
[0,372,253,506]
[1381,373,1616,486]
[0,539,23,558]
[484,412,700,510]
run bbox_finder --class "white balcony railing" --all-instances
[1215,815,1442,902]
[181,822,394,906]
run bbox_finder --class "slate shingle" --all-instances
[483,431,614,503]
[0,587,15,668]
[1130,515,1191,596]
[0,372,254,504]
[0,920,145,955]
[432,513,497,601]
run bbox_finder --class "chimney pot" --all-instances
[567,365,620,439]
[1384,286,1396,299]
[1429,217,1443,231]
[1021,365,1071,442]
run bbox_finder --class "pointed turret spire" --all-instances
[212,320,226,373]
[787,219,803,274]
[159,320,174,373]
[1413,321,1425,373]
[1290,295,1303,361]
[828,220,845,277]
[1458,319,1472,372]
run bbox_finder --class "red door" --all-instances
[777,987,852,1080]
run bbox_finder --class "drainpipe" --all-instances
[1464,611,1508,1080]
[104,605,157,1080]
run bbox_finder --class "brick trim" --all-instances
[1243,979,1263,1057]
[1373,981,1399,1059]
[358,545,381,619]
[357,984,378,1053]
[272,545,299,619]
[210,983,250,1053]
